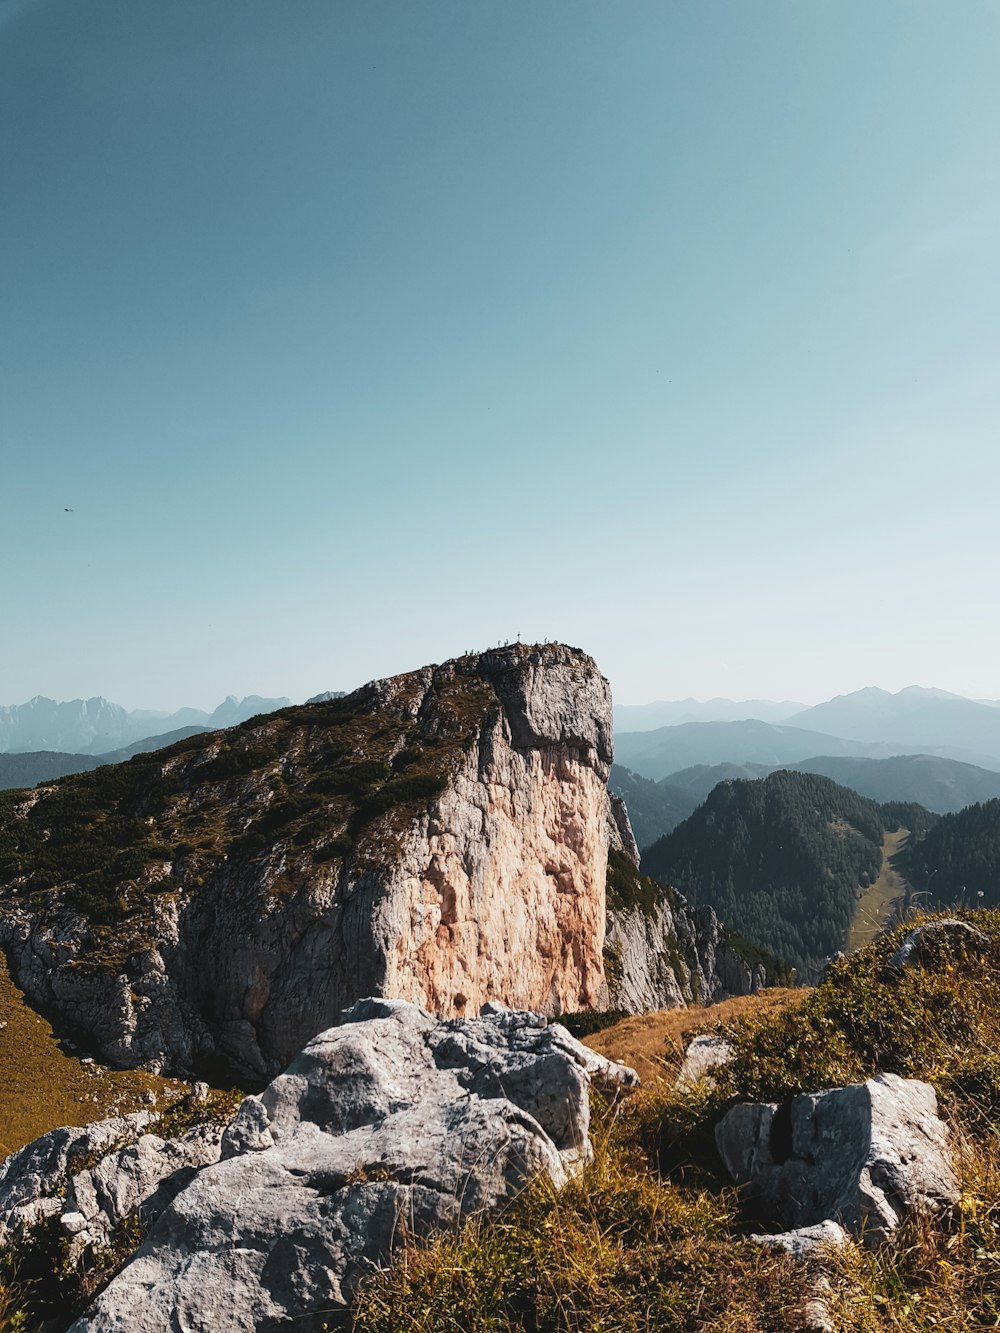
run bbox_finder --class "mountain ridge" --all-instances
[0,694,292,756]
[615,717,1000,780]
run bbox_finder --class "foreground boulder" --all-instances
[716,1072,958,1245]
[68,1000,637,1331]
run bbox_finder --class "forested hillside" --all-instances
[896,798,1000,909]
[641,771,933,981]
[607,765,699,848]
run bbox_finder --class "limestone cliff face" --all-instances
[0,646,613,1083]
[603,803,772,1011]
[605,897,771,1011]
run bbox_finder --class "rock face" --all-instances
[0,643,780,1086]
[603,812,772,1012]
[0,646,616,1082]
[62,1122,225,1257]
[605,896,771,1011]
[68,1001,637,1332]
[0,1113,152,1245]
[715,1072,959,1244]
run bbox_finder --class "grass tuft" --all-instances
[351,1091,815,1332]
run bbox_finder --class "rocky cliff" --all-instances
[0,644,777,1087]
[603,805,780,1010]
[0,646,617,1082]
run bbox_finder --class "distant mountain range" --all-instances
[0,726,212,792]
[615,717,1000,782]
[786,686,1000,756]
[616,686,1000,769]
[615,720,897,781]
[606,766,699,851]
[0,694,292,756]
[613,697,805,731]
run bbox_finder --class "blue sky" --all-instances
[2,0,999,710]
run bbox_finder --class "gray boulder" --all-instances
[676,1034,733,1088]
[0,1113,151,1245]
[748,1220,848,1260]
[70,999,637,1331]
[62,1122,225,1256]
[716,1072,958,1245]
[886,918,990,972]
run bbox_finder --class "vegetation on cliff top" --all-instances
[0,661,502,971]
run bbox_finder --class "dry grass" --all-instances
[581,989,804,1086]
[351,1089,818,1333]
[820,1130,1000,1330]
[847,828,909,953]
[0,954,189,1157]
[354,912,1000,1332]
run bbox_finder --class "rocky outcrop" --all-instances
[0,643,784,1087]
[715,1072,959,1245]
[749,1220,848,1260]
[0,646,615,1082]
[65,1001,636,1332]
[0,1113,152,1245]
[61,1121,225,1257]
[605,896,771,1011]
[602,816,773,1012]
[676,1034,733,1088]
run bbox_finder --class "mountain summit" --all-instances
[0,646,616,1080]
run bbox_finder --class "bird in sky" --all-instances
[64,507,74,512]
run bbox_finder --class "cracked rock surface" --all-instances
[0,1113,152,1246]
[716,1072,959,1245]
[69,1000,637,1331]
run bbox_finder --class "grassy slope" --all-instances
[578,991,805,1082]
[846,828,909,953]
[580,989,803,1086]
[0,954,189,1157]
[352,912,1000,1332]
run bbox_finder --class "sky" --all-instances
[2,0,999,711]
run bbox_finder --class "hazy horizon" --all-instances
[2,677,998,719]
[4,1,998,711]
